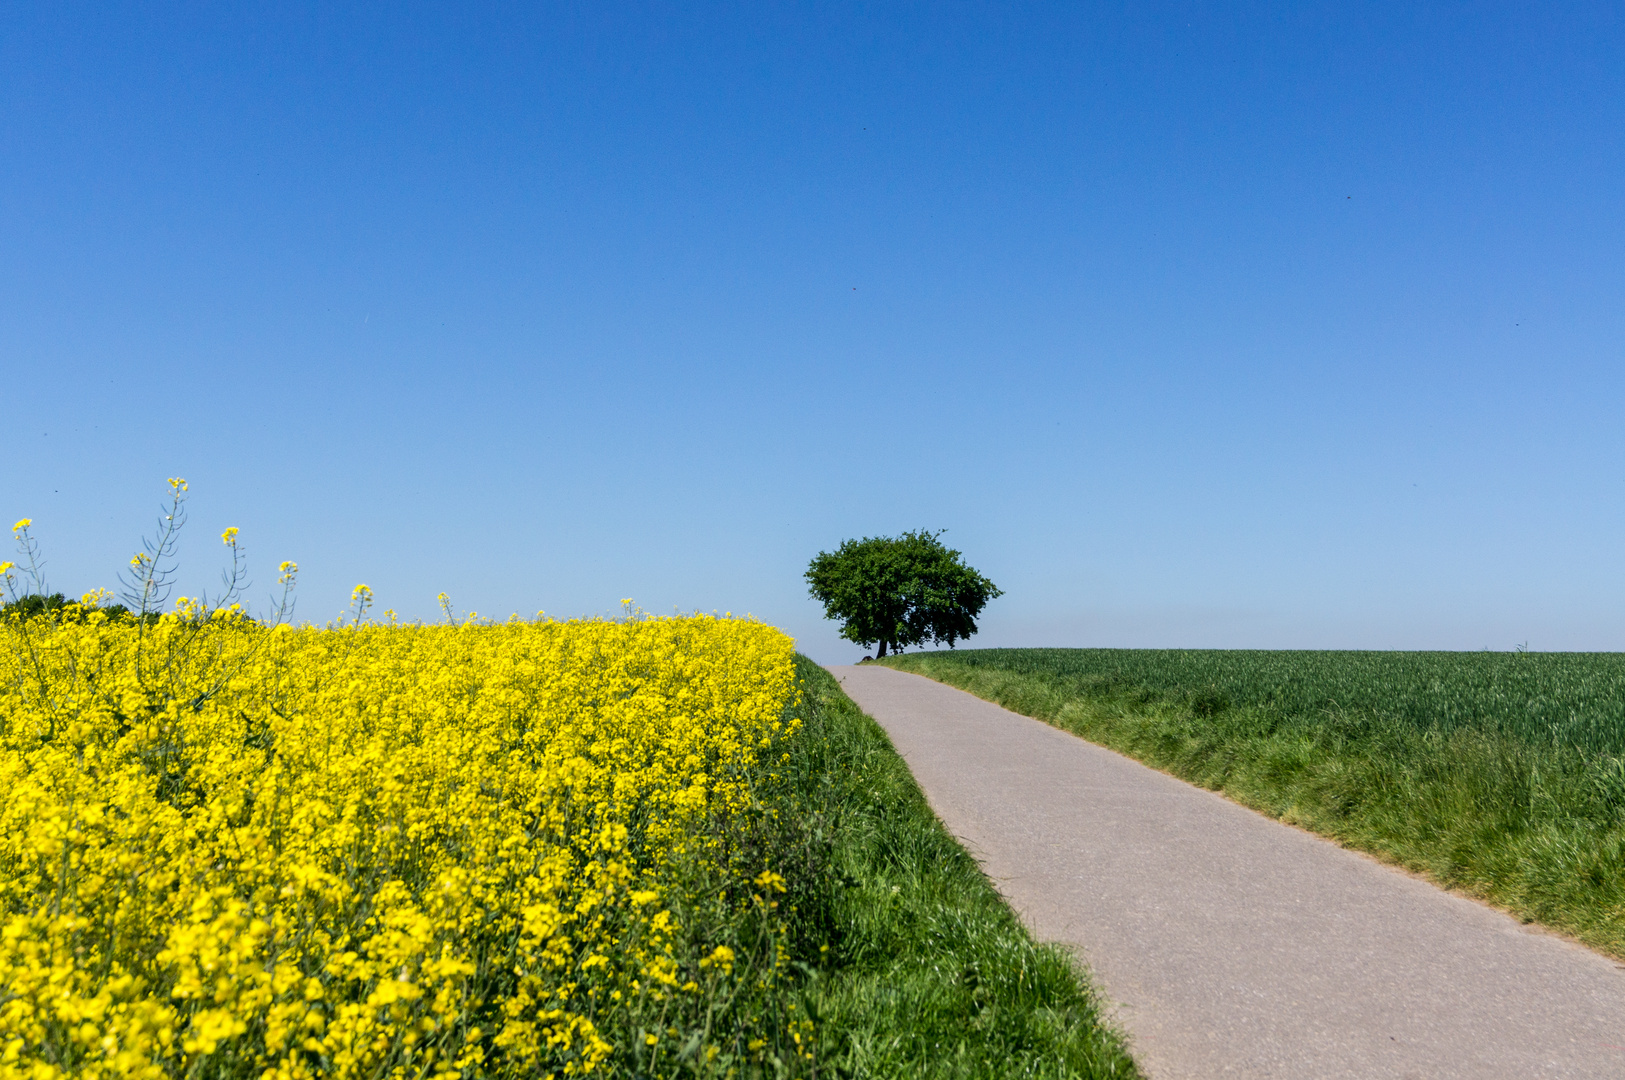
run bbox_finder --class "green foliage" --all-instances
[1,593,138,623]
[787,658,1138,1078]
[805,531,1001,658]
[0,592,70,620]
[884,648,1625,960]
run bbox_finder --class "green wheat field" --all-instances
[883,647,1625,959]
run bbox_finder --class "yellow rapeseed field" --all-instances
[0,580,804,1078]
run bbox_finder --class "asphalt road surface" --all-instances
[830,664,1625,1080]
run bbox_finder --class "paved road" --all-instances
[830,664,1625,1080]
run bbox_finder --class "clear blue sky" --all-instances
[4,2,1622,660]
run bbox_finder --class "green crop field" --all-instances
[881,648,1625,959]
[899,648,1625,754]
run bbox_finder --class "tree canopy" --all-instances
[0,593,141,623]
[805,530,1002,658]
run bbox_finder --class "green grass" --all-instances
[785,656,1139,1079]
[879,648,1625,960]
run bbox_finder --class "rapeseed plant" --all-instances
[0,510,805,1077]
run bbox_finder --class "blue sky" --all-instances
[4,2,1622,660]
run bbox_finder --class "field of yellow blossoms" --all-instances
[0,594,809,1079]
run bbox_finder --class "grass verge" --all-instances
[880,649,1625,960]
[786,656,1139,1079]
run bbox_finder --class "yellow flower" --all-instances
[0,602,799,1075]
[221,527,240,545]
[701,946,736,974]
[11,518,30,532]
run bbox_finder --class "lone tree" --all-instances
[805,530,1002,658]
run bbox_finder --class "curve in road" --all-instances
[831,664,1625,1080]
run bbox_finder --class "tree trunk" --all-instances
[875,639,888,658]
